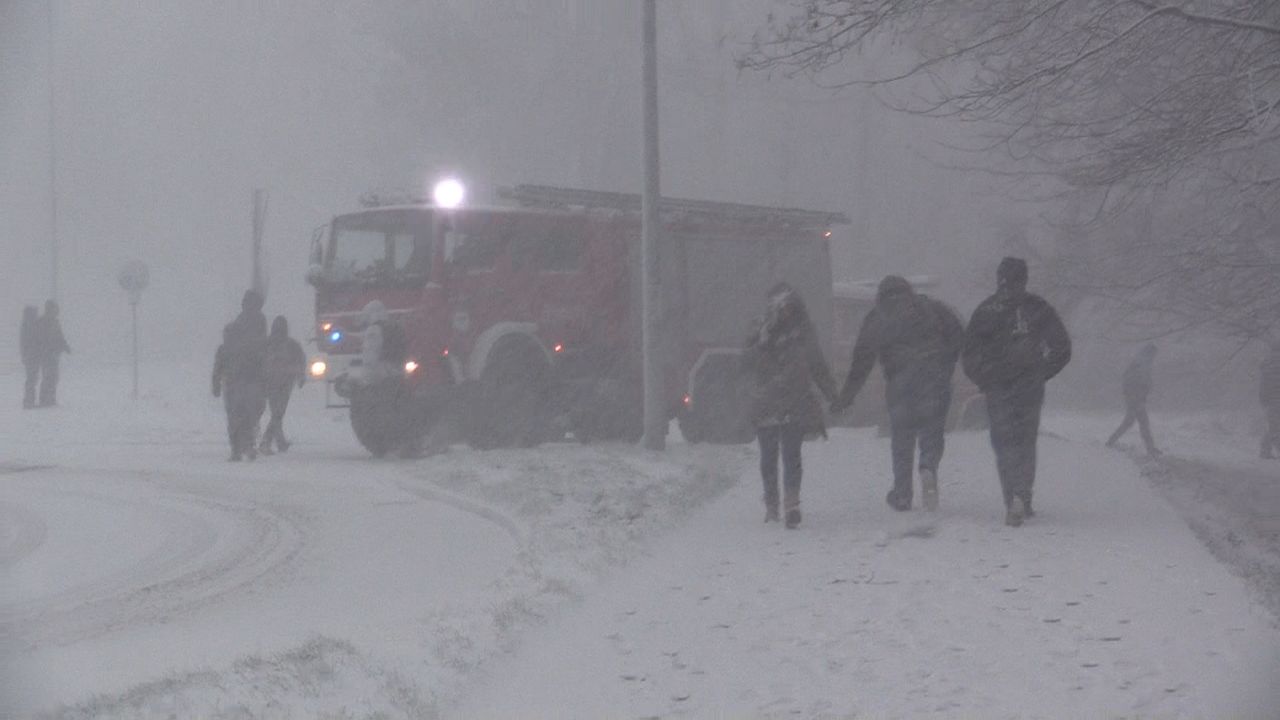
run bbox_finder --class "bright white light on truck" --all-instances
[328,330,343,344]
[309,359,327,378]
[404,359,420,375]
[432,178,466,209]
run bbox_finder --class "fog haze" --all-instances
[1,1,1007,369]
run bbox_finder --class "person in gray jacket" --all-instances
[1106,344,1160,457]
[830,276,964,512]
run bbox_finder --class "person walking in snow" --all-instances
[962,257,1072,527]
[743,283,838,529]
[1259,340,1280,459]
[20,305,41,409]
[1105,343,1161,457]
[258,315,307,455]
[36,300,71,407]
[212,290,268,461]
[830,276,964,512]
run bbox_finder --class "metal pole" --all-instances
[131,301,139,400]
[46,0,59,302]
[251,189,266,297]
[641,0,666,450]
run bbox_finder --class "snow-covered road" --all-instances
[5,361,1279,717]
[0,372,520,715]
[0,361,747,717]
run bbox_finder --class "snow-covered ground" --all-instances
[0,361,748,717]
[3,360,1279,717]
[453,414,1280,718]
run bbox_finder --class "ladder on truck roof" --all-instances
[498,184,850,230]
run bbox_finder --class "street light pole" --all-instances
[641,0,666,450]
[46,0,59,301]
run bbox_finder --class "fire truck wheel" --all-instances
[677,414,705,444]
[467,341,551,450]
[349,380,410,458]
[686,359,753,445]
[571,381,642,444]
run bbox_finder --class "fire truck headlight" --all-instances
[309,359,328,378]
[432,177,466,209]
[404,359,420,375]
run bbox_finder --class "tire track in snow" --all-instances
[0,501,48,565]
[0,470,305,648]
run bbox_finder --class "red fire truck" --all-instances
[305,183,848,455]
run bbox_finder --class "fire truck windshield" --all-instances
[324,209,432,286]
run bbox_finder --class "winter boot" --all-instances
[920,469,939,512]
[885,488,911,512]
[258,441,275,457]
[764,505,780,523]
[785,508,801,529]
[783,489,800,529]
[1005,496,1025,527]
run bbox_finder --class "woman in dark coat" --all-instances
[20,305,40,409]
[743,283,837,528]
[259,315,307,455]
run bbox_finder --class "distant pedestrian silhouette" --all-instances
[20,305,40,408]
[36,300,71,407]
[1106,344,1160,457]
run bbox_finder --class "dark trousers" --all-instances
[758,422,805,511]
[261,383,295,451]
[1107,399,1156,454]
[1262,404,1280,457]
[224,380,266,458]
[986,391,1042,509]
[38,357,59,406]
[887,383,951,503]
[23,362,39,408]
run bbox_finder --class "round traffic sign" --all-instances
[118,260,149,293]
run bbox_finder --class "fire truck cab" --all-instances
[306,183,847,455]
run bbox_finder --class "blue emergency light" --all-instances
[329,330,343,344]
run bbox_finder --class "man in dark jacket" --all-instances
[212,290,268,461]
[259,315,307,455]
[1260,341,1280,459]
[36,300,71,407]
[830,276,964,512]
[962,257,1071,527]
[1106,344,1160,456]
[744,283,838,528]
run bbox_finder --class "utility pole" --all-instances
[251,189,268,297]
[641,0,666,450]
[46,0,59,301]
